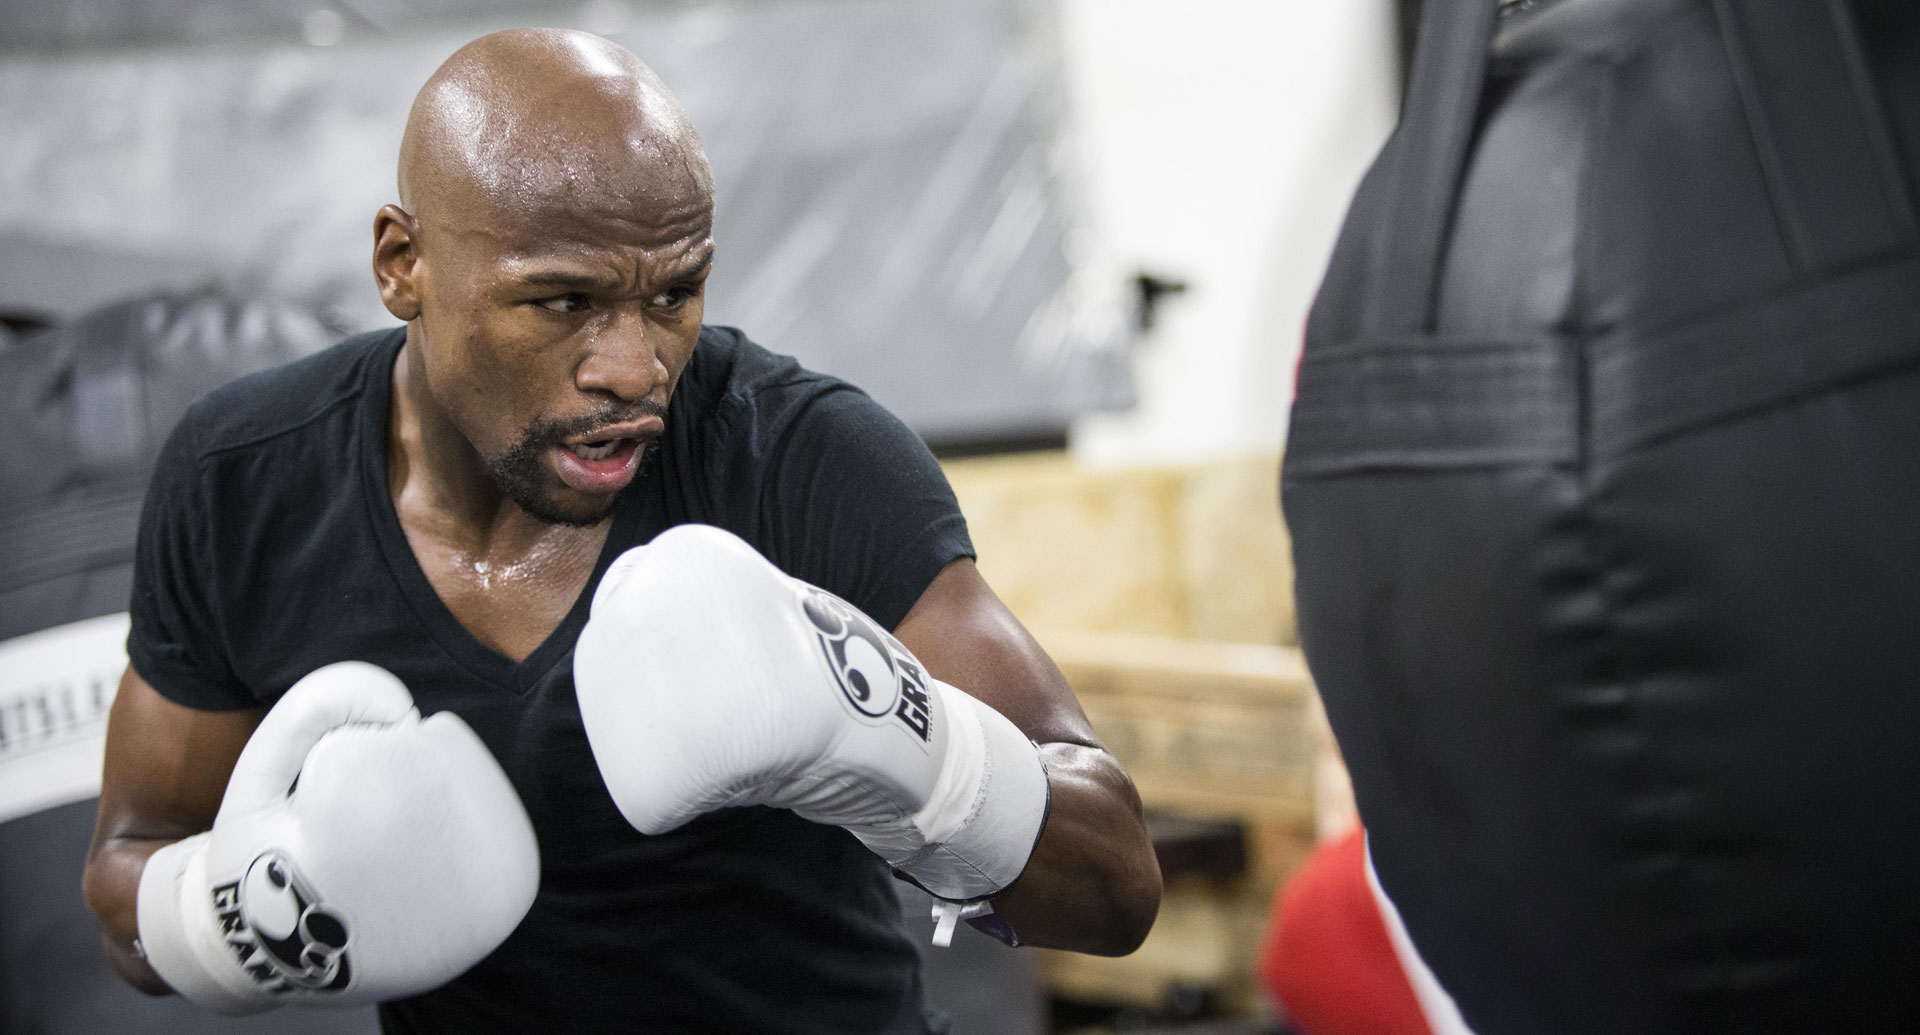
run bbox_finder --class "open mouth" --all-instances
[568,438,626,461]
[548,413,665,496]
[552,428,657,495]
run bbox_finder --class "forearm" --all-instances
[990,741,1162,955]
[83,835,176,994]
[88,668,263,997]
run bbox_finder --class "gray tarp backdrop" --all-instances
[0,0,1132,445]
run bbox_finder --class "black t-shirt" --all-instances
[127,325,974,1034]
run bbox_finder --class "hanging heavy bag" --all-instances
[0,292,375,1035]
[1283,1,1920,1033]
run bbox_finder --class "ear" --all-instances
[373,204,423,323]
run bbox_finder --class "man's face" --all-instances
[405,184,714,526]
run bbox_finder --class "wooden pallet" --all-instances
[1033,629,1316,1013]
[944,452,1296,646]
[940,452,1315,1014]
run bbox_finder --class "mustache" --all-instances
[525,398,668,446]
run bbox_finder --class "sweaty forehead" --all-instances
[401,29,714,239]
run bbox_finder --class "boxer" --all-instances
[82,27,1160,1034]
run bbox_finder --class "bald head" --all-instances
[398,28,713,229]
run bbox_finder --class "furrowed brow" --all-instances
[515,270,612,290]
[667,252,714,284]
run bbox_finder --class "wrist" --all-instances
[136,832,272,1015]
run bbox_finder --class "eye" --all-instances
[536,292,592,314]
[649,284,700,311]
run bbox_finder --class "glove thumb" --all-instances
[218,661,416,821]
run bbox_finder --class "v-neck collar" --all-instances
[356,330,644,694]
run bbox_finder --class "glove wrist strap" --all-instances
[895,681,1050,901]
[137,832,273,1015]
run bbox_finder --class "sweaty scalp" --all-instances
[397,28,714,229]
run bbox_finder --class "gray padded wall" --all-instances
[0,0,1132,444]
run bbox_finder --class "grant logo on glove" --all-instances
[216,850,352,994]
[800,588,933,743]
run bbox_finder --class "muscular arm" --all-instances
[893,559,1162,956]
[82,666,262,993]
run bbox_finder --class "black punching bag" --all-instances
[1282,1,1920,1033]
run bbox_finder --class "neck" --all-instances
[387,328,603,557]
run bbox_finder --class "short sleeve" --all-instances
[751,385,974,631]
[126,410,256,709]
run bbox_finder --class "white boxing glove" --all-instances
[574,524,1050,906]
[135,662,540,1014]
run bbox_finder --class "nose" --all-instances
[575,308,668,403]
